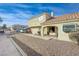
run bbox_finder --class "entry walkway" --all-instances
[23,33,57,40]
[0,34,21,56]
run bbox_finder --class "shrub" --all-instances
[69,32,79,45]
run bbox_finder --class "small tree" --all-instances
[0,17,3,23]
[2,24,7,29]
[0,17,3,29]
[12,24,22,30]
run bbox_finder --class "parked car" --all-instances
[16,29,26,33]
[0,29,4,33]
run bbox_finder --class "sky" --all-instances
[0,3,79,26]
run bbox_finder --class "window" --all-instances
[63,24,76,33]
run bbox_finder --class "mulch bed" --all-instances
[12,33,79,56]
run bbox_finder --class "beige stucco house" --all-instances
[28,13,51,35]
[28,12,79,42]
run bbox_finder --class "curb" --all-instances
[10,37,27,56]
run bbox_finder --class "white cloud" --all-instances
[0,9,33,26]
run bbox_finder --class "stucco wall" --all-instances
[57,21,79,42]
[28,18,41,27]
[28,13,51,27]
[43,27,48,35]
[57,24,70,41]
[31,27,40,35]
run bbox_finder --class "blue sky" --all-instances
[0,3,79,26]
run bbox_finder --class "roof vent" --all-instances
[51,12,54,17]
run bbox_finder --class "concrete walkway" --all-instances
[23,33,57,40]
[0,33,21,56]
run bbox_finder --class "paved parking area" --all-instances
[0,33,21,56]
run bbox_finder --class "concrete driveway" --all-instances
[0,33,21,56]
[13,33,79,56]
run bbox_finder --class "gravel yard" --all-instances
[12,33,79,56]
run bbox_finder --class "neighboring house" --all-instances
[28,12,79,42]
[28,13,51,35]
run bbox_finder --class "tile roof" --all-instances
[42,13,79,25]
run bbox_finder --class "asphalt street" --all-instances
[0,33,21,56]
